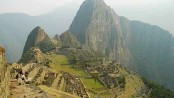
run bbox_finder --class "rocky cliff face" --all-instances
[0,47,10,98]
[68,0,174,89]
[69,0,132,66]
[23,26,56,54]
[120,18,174,89]
[53,34,61,47]
[60,31,81,48]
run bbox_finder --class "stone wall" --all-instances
[0,47,10,98]
[0,47,6,82]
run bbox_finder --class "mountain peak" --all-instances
[85,0,104,3]
[23,26,49,53]
[84,0,106,7]
[31,26,46,37]
[69,0,109,44]
[34,26,42,30]
[54,34,60,41]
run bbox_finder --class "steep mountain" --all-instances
[69,0,132,66]
[23,26,56,54]
[120,18,174,89]
[68,0,174,89]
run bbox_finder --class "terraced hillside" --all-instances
[10,63,81,98]
[44,51,149,98]
[9,48,151,98]
[0,42,171,98]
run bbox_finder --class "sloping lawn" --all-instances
[48,55,87,77]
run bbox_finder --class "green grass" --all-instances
[81,78,103,89]
[47,54,106,98]
[47,55,104,88]
[48,55,87,76]
[48,55,69,65]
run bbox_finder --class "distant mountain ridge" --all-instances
[0,4,77,62]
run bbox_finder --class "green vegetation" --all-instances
[47,54,174,98]
[142,78,174,98]
[47,54,105,97]
[48,55,87,77]
[66,48,103,67]
[81,78,103,89]
[37,39,56,53]
[48,55,68,66]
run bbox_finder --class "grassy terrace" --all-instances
[47,55,104,94]
[47,55,87,77]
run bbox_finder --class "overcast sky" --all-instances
[0,0,174,34]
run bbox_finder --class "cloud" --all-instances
[0,0,77,15]
[105,0,173,8]
[103,0,174,34]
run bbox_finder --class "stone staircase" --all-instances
[14,63,65,91]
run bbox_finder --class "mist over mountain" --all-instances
[0,4,78,62]
[121,18,174,89]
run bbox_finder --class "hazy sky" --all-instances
[0,0,174,34]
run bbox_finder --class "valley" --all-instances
[1,0,174,97]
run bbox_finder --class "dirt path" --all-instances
[10,79,47,98]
